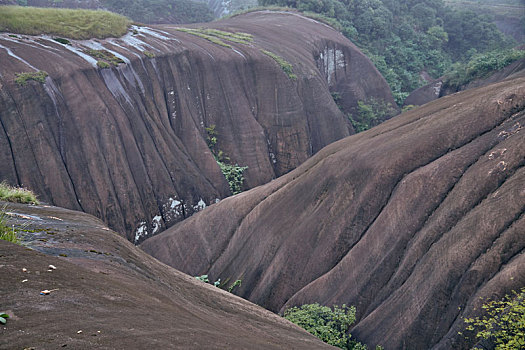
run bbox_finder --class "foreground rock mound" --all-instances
[142,77,525,349]
[0,202,332,349]
[0,11,393,242]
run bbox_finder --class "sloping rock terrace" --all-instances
[0,201,333,349]
[142,76,525,349]
[0,11,394,242]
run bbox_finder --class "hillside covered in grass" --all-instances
[0,6,131,39]
[9,0,214,24]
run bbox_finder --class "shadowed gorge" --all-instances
[0,11,394,243]
[142,76,525,349]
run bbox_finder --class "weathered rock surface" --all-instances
[404,56,525,107]
[142,77,525,349]
[0,201,334,349]
[0,11,394,242]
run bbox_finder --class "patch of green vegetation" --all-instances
[218,161,249,195]
[346,98,396,133]
[99,0,214,25]
[0,182,39,204]
[195,275,242,293]
[0,208,20,245]
[226,6,342,31]
[0,313,9,325]
[53,37,70,45]
[175,28,229,48]
[14,71,48,86]
[258,0,516,105]
[461,287,525,349]
[205,125,248,195]
[261,49,296,80]
[85,49,124,67]
[143,50,155,58]
[97,60,111,69]
[444,48,525,89]
[283,303,381,349]
[0,6,131,39]
[175,27,253,48]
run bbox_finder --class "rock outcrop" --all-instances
[142,76,525,349]
[0,11,394,242]
[0,201,333,349]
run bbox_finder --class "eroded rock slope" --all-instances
[0,201,333,349]
[142,77,525,349]
[0,11,394,242]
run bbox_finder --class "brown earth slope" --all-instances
[0,201,334,349]
[142,77,525,349]
[0,11,394,242]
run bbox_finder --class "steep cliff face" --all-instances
[0,11,394,242]
[142,77,525,349]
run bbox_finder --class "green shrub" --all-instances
[143,50,155,58]
[261,49,296,80]
[0,6,131,39]
[462,287,525,349]
[53,37,70,45]
[445,49,525,89]
[205,125,248,195]
[283,303,372,349]
[0,182,39,204]
[347,98,396,133]
[218,161,248,195]
[14,71,48,86]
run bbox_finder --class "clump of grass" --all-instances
[143,50,155,58]
[14,71,48,86]
[224,6,342,31]
[97,60,110,69]
[175,27,254,48]
[0,6,131,39]
[0,182,39,204]
[261,49,296,80]
[84,49,124,66]
[175,27,231,48]
[0,207,20,245]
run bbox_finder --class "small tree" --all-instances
[463,287,525,350]
[283,303,367,349]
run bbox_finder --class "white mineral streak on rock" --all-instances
[232,48,246,60]
[0,43,38,70]
[193,199,206,211]
[152,215,162,234]
[319,47,345,85]
[134,221,148,243]
[82,40,130,64]
[62,44,98,68]
[433,81,443,96]
[100,68,133,106]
